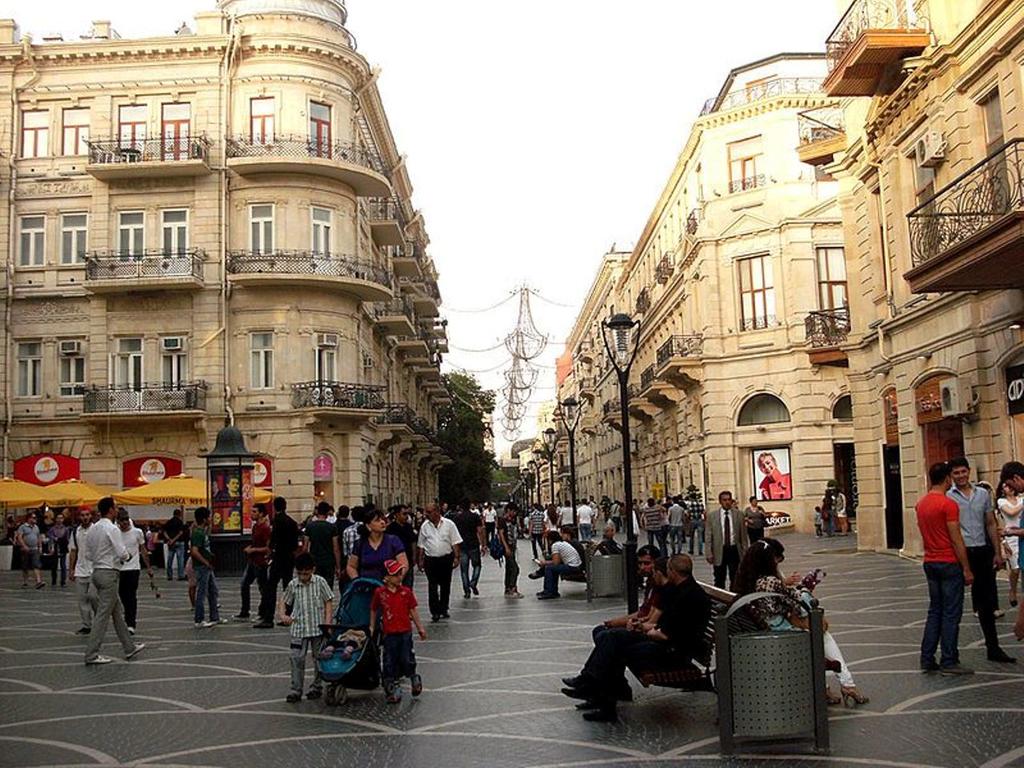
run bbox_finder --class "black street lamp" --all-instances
[527,459,537,508]
[557,396,582,528]
[601,312,641,612]
[541,427,557,508]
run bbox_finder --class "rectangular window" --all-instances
[312,207,332,255]
[61,213,88,265]
[21,110,49,158]
[19,215,45,267]
[728,135,763,192]
[913,154,936,206]
[59,345,85,397]
[309,101,331,158]
[737,254,775,331]
[315,335,337,382]
[161,338,188,387]
[816,246,848,310]
[982,90,1004,155]
[113,337,143,390]
[161,209,189,254]
[118,211,145,256]
[250,204,274,253]
[250,332,274,389]
[16,342,42,397]
[250,97,275,144]
[118,104,148,149]
[161,103,191,159]
[62,108,90,156]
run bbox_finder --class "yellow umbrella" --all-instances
[113,474,274,507]
[0,478,62,509]
[46,478,116,507]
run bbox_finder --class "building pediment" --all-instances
[795,197,842,221]
[718,212,775,239]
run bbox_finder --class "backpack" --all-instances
[488,532,504,563]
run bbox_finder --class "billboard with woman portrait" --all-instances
[752,448,793,501]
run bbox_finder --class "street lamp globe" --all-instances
[560,396,581,430]
[602,312,640,373]
[542,427,557,452]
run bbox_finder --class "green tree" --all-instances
[437,372,496,504]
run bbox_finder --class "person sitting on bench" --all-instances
[532,528,583,600]
[561,554,711,721]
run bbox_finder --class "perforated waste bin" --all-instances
[715,598,829,755]
[588,553,624,598]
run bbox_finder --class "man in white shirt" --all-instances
[535,529,583,600]
[83,497,145,665]
[68,508,98,635]
[577,499,595,541]
[482,503,497,541]
[667,497,686,555]
[117,510,152,634]
[416,504,463,622]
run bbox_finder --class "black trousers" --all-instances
[118,569,140,629]
[314,564,335,589]
[261,558,294,623]
[504,549,520,592]
[713,544,740,590]
[581,627,682,700]
[966,544,1001,652]
[240,562,268,617]
[424,554,454,617]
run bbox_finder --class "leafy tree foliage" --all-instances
[437,372,496,504]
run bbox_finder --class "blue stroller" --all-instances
[317,577,382,705]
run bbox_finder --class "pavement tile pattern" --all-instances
[1,533,1022,768]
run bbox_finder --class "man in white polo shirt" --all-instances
[416,504,462,622]
[535,528,583,600]
[83,497,145,665]
[68,507,98,636]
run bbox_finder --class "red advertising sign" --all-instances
[122,456,183,488]
[13,454,80,486]
[253,457,273,488]
[314,453,333,481]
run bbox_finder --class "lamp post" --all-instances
[541,427,557,508]
[557,396,581,528]
[527,460,537,508]
[601,312,641,612]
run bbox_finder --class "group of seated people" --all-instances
[560,538,866,722]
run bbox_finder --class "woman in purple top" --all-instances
[345,509,408,582]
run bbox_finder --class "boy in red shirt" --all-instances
[371,558,427,703]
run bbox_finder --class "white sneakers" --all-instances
[126,643,146,660]
[85,655,113,665]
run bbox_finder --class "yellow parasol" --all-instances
[113,474,273,506]
[0,478,62,509]
[46,478,116,507]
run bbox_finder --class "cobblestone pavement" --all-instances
[1,532,1022,768]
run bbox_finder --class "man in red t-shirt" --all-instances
[370,559,427,703]
[916,462,974,675]
[239,506,272,625]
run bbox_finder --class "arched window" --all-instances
[737,393,791,426]
[832,395,853,421]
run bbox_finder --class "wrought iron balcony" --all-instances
[700,77,824,116]
[373,297,417,334]
[84,249,205,292]
[824,0,930,97]
[656,335,704,369]
[798,107,846,166]
[655,255,673,284]
[291,381,386,411]
[728,174,767,194]
[686,208,700,236]
[375,403,416,427]
[635,288,651,315]
[83,382,207,416]
[906,139,1024,292]
[225,135,390,196]
[365,198,406,247]
[640,365,656,392]
[86,137,211,179]
[805,307,851,348]
[227,250,390,300]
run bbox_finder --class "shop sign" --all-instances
[313,453,334,482]
[253,457,273,487]
[883,388,899,446]
[915,377,947,425]
[764,511,793,529]
[122,456,183,488]
[13,454,80,486]
[1007,364,1024,416]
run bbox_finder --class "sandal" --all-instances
[841,686,869,707]
[825,688,842,706]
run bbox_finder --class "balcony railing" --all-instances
[640,366,656,392]
[635,288,651,314]
[798,107,846,146]
[728,174,767,194]
[365,197,406,225]
[87,136,210,165]
[83,382,207,414]
[908,139,1024,268]
[686,208,700,236]
[291,381,386,411]
[627,383,641,400]
[375,403,416,427]
[225,135,387,176]
[227,250,389,287]
[655,255,673,284]
[85,249,205,281]
[700,77,824,116]
[805,307,851,348]
[373,296,416,322]
[826,0,926,72]
[741,315,777,331]
[656,335,704,368]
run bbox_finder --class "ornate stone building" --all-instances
[0,0,449,518]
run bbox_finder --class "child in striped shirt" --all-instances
[280,552,334,703]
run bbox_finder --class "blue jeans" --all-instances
[668,525,685,555]
[194,565,220,623]
[647,527,668,554]
[579,523,592,541]
[542,563,580,596]
[921,562,964,669]
[382,631,417,684]
[460,548,481,594]
[167,542,186,580]
[689,522,704,555]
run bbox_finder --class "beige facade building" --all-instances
[819,0,1024,553]
[558,55,858,533]
[0,0,449,520]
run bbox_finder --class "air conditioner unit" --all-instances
[915,130,946,169]
[59,340,82,356]
[161,337,185,352]
[940,378,974,417]
[317,333,338,348]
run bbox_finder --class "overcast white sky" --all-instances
[7,0,838,456]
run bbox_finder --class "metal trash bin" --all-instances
[588,553,624,598]
[0,544,12,572]
[716,595,829,755]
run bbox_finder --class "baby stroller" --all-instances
[317,577,382,705]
